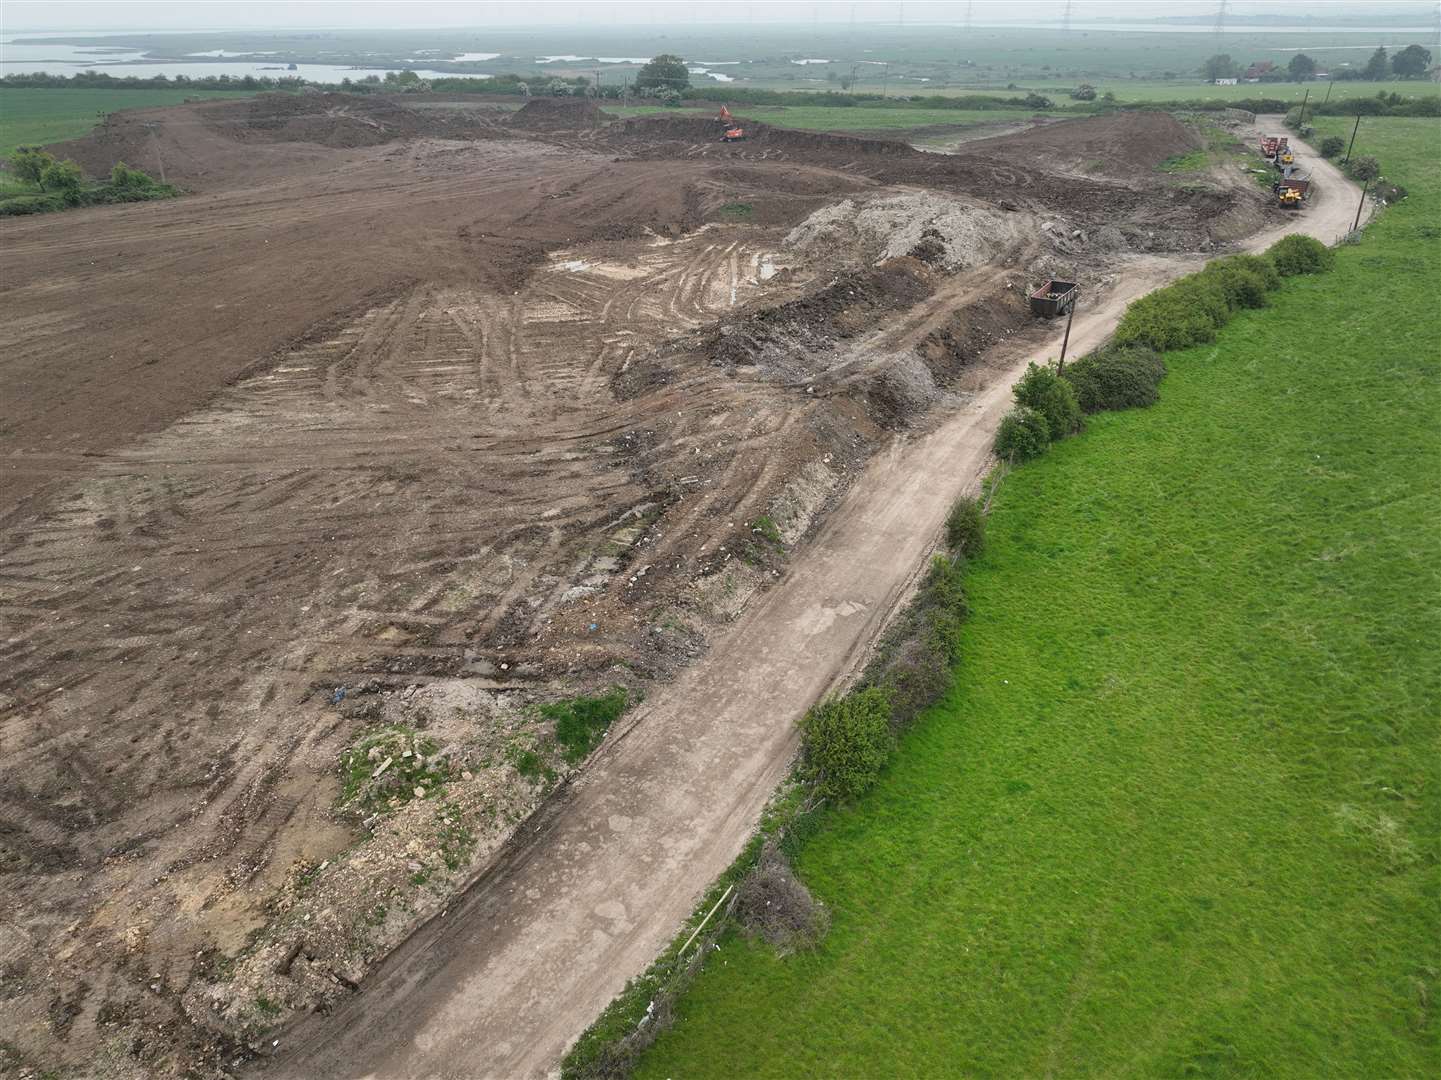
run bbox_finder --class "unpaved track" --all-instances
[269,127,1365,1079]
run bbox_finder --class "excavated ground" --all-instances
[0,94,1269,1076]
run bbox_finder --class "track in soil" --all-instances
[0,95,1283,1075]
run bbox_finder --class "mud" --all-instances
[0,94,1272,1075]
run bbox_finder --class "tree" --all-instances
[1363,46,1389,81]
[1288,53,1317,82]
[1023,92,1053,109]
[1392,44,1433,78]
[1070,83,1097,101]
[9,145,54,186]
[39,158,85,202]
[1320,135,1345,158]
[635,53,689,92]
[1201,54,1239,81]
[1348,155,1380,182]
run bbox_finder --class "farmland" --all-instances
[634,116,1441,1079]
[0,87,258,158]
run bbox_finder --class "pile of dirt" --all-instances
[962,109,1204,176]
[509,97,614,131]
[784,191,1030,270]
[203,91,500,148]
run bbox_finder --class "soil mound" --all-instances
[203,91,498,148]
[609,115,915,159]
[509,97,613,131]
[964,110,1203,175]
[784,191,1028,270]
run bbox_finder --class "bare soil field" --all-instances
[0,96,1281,1076]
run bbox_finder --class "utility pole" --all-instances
[145,123,166,185]
[881,61,890,98]
[1343,114,1361,163]
[1322,79,1334,106]
[1353,179,1369,232]
[1298,87,1310,125]
[1057,298,1078,372]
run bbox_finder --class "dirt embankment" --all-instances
[0,98,1274,1077]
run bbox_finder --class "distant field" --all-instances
[0,88,257,159]
[635,116,1441,1079]
[1030,78,1441,104]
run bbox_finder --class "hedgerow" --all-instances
[1061,345,1167,413]
[1268,233,1336,276]
[1013,362,1083,440]
[994,405,1052,462]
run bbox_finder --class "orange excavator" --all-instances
[718,104,745,142]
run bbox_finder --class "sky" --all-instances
[4,0,1437,33]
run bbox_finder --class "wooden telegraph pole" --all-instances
[1057,296,1078,372]
[1343,114,1362,163]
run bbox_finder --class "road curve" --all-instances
[266,123,1367,1080]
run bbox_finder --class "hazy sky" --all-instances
[5,1,1435,32]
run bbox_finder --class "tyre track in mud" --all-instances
[266,124,1369,1080]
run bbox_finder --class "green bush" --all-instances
[1320,135,1346,158]
[1200,255,1278,310]
[1013,362,1083,441]
[1061,345,1167,413]
[109,161,157,189]
[1267,233,1336,276]
[944,496,985,558]
[39,158,85,203]
[800,687,894,800]
[994,406,1051,462]
[1347,155,1381,182]
[540,688,629,762]
[1113,274,1232,352]
[8,145,52,185]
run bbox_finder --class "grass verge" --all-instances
[628,116,1441,1079]
[0,87,258,159]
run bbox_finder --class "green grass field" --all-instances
[1031,79,1441,105]
[635,116,1441,1078]
[0,87,257,159]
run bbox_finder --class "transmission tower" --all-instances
[1214,0,1228,44]
[1062,0,1073,33]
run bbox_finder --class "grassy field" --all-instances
[635,116,1441,1079]
[1030,79,1441,105]
[0,88,257,159]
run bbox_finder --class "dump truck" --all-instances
[1030,279,1078,318]
[1259,133,1289,160]
[1275,173,1312,208]
[1273,145,1296,169]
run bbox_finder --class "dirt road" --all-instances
[268,125,1365,1079]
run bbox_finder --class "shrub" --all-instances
[994,405,1051,462]
[944,496,985,558]
[109,161,157,189]
[1113,273,1231,352]
[1013,362,1083,441]
[1347,155,1381,182]
[1267,233,1335,276]
[1061,345,1167,413]
[800,687,893,800]
[1200,254,1278,310]
[1320,135,1345,158]
[8,145,53,185]
[39,158,84,201]
[734,841,830,954]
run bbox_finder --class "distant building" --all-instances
[1214,77,1239,85]
[1244,61,1276,80]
